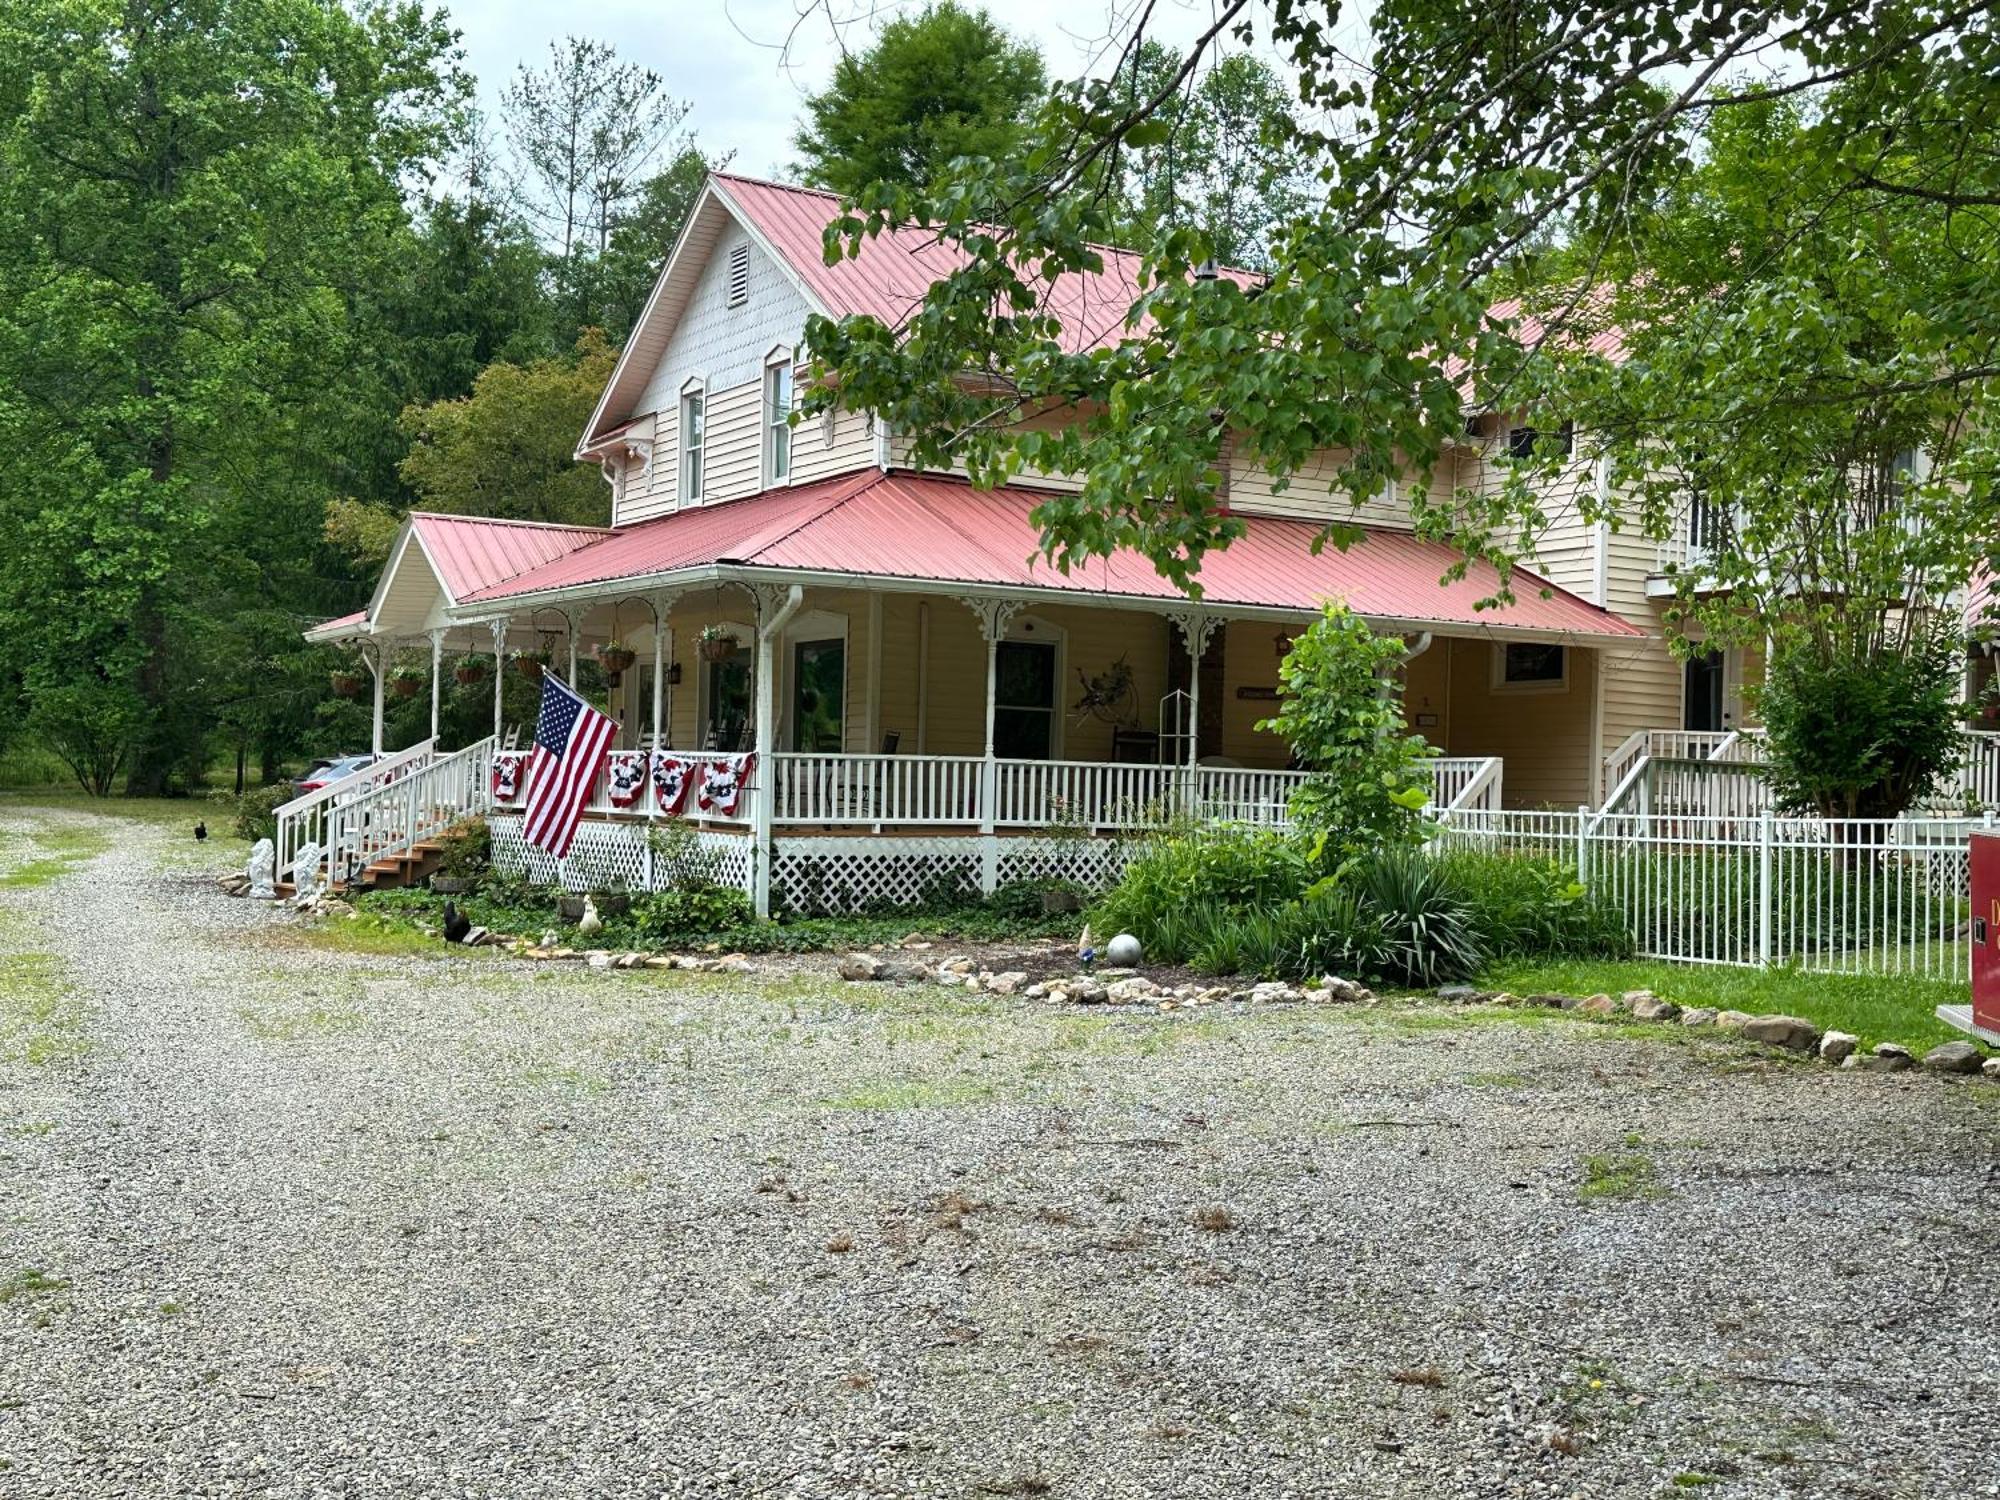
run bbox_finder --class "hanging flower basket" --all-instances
[388,669,424,700]
[594,641,638,676]
[697,629,739,663]
[513,652,548,682]
[453,655,488,686]
[329,670,365,700]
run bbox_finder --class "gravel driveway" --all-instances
[1,801,1996,1499]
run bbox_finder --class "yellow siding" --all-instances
[1228,446,1412,530]
[790,404,877,484]
[620,408,677,524]
[704,381,762,503]
[1442,637,1597,808]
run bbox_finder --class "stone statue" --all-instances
[246,838,276,900]
[291,841,324,897]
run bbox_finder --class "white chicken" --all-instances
[577,895,604,936]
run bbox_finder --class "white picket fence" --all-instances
[1439,806,1977,981]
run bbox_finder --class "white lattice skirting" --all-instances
[488,818,1136,913]
[489,816,757,895]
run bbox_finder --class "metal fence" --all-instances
[1437,807,1976,982]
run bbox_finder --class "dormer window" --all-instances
[726,242,750,308]
[765,348,794,484]
[680,382,705,503]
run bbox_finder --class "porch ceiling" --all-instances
[453,469,1646,643]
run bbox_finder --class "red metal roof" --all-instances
[716,173,1247,354]
[460,470,1643,639]
[410,513,611,602]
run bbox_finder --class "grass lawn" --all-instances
[1481,957,1971,1054]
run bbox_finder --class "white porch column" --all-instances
[650,590,681,749]
[428,628,447,743]
[750,583,804,918]
[1168,610,1221,815]
[565,616,578,684]
[488,618,508,741]
[365,641,386,757]
[965,598,1023,894]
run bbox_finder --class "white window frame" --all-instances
[679,378,705,505]
[764,347,794,487]
[1490,640,1570,695]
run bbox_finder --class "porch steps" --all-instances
[277,839,446,898]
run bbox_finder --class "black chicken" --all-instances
[193,820,207,842]
[441,900,472,945]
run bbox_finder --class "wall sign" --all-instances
[1236,685,1282,701]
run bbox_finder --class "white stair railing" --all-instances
[273,739,437,887]
[1431,756,1503,816]
[318,736,496,889]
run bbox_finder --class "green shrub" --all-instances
[1357,849,1484,984]
[434,816,491,879]
[1090,826,1313,956]
[1436,849,1633,960]
[214,783,293,845]
[1758,636,1964,818]
[632,884,754,940]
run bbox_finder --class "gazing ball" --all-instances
[1106,932,1143,967]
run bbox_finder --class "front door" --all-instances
[791,638,845,751]
[1684,650,1726,732]
[705,657,752,750]
[993,640,1057,759]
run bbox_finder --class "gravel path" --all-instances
[1,802,1996,1499]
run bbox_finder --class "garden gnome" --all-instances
[246,838,277,900]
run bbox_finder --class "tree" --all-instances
[794,2,1047,197]
[0,0,465,795]
[801,0,2000,609]
[1261,605,1434,859]
[578,143,725,345]
[397,331,619,527]
[501,37,696,339]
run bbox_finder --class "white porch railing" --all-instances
[273,738,438,887]
[1601,729,1743,797]
[1428,755,1503,814]
[317,736,496,889]
[769,752,983,826]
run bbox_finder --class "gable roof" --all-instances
[409,512,609,602]
[457,468,1643,642]
[579,170,1256,453]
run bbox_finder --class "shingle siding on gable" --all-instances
[634,230,809,416]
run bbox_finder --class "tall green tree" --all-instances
[397,331,618,527]
[794,1,1047,197]
[0,0,465,794]
[802,0,2000,610]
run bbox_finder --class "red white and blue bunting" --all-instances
[651,752,692,814]
[695,753,756,817]
[605,750,649,807]
[491,752,527,804]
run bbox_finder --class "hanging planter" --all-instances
[329,669,365,700]
[594,640,638,677]
[453,654,489,686]
[388,667,424,700]
[513,651,549,682]
[696,625,739,663]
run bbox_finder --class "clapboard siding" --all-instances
[704,381,763,503]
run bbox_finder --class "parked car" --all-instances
[294,754,375,799]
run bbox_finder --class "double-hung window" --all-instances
[680,386,705,503]
[766,358,793,483]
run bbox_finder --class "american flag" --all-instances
[523,673,617,858]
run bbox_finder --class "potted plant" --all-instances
[329,669,365,699]
[453,654,488,686]
[513,650,548,682]
[696,624,739,663]
[594,640,637,676]
[388,666,424,699]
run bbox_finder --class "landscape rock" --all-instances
[717,955,755,973]
[1435,984,1483,1003]
[1921,1040,1985,1075]
[1863,1042,1916,1073]
[1519,993,1570,1010]
[1578,993,1619,1017]
[1621,989,1659,1010]
[983,970,1029,995]
[460,925,489,947]
[1818,1030,1859,1064]
[1741,1014,1821,1052]
[1985,1057,2000,1080]
[1628,995,1681,1023]
[1712,1009,1754,1032]
[1679,1007,1719,1028]
[1069,982,1109,1005]
[1315,976,1373,1003]
[216,872,251,897]
[838,952,883,981]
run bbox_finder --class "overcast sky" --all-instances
[439,0,1295,180]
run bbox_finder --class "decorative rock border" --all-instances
[840,949,1375,1012]
[1445,985,1997,1082]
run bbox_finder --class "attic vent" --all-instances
[726,242,750,307]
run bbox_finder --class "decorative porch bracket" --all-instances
[963,597,1026,895]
